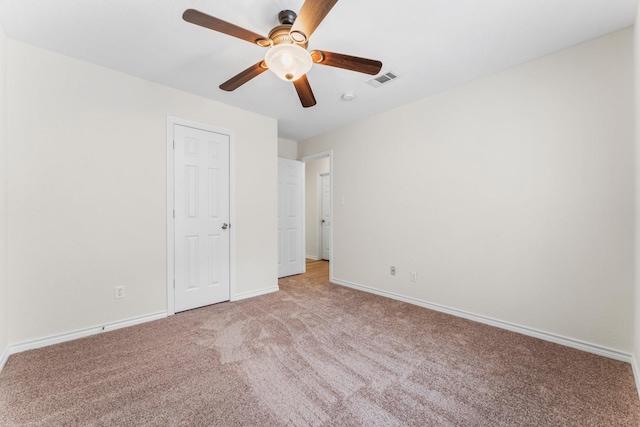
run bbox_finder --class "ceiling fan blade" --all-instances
[311,50,382,75]
[290,0,339,42]
[220,61,268,91]
[293,75,317,108]
[183,9,269,45]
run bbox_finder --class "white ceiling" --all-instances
[0,0,637,141]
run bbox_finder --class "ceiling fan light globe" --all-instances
[265,44,312,81]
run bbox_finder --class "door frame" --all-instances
[166,116,236,316]
[300,150,333,281]
[317,172,330,260]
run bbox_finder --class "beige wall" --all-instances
[0,24,8,364]
[300,28,635,353]
[278,138,298,160]
[7,41,278,345]
[305,157,330,259]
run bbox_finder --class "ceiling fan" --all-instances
[183,0,383,108]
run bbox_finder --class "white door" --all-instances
[321,173,331,261]
[278,158,304,278]
[174,124,230,312]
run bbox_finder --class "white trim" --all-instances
[316,173,322,259]
[166,117,236,315]
[166,118,175,315]
[332,277,633,363]
[317,172,331,261]
[301,161,306,274]
[306,255,319,261]
[0,345,9,373]
[299,151,331,163]
[8,311,167,356]
[229,126,237,300]
[632,355,640,400]
[231,286,279,302]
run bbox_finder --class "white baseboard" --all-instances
[2,285,282,370]
[632,355,640,401]
[306,255,319,261]
[0,344,9,373]
[232,286,279,302]
[8,311,167,356]
[331,277,633,363]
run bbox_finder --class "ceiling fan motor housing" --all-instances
[269,27,307,48]
[278,10,297,25]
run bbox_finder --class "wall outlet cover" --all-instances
[115,286,125,299]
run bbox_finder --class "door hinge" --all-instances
[173,139,175,149]
[173,209,175,219]
[173,278,175,289]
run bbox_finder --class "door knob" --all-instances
[222,223,229,230]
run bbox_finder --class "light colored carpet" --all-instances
[0,260,639,426]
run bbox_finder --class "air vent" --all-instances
[367,71,399,88]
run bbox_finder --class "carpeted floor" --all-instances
[0,260,639,426]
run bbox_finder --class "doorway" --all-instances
[300,151,332,280]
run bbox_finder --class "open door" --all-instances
[278,158,305,278]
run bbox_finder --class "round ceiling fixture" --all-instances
[341,92,356,101]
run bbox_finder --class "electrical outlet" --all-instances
[115,286,125,299]
[411,272,418,282]
[390,266,396,276]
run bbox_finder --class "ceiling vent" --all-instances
[367,71,398,88]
